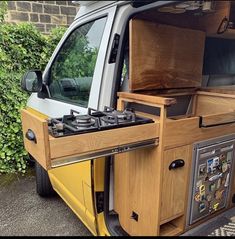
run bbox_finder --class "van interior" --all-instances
[105,1,235,236]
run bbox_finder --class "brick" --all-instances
[32,3,43,13]
[9,11,29,21]
[56,1,67,6]
[40,14,51,23]
[51,15,66,25]
[45,23,57,32]
[67,1,76,6]
[35,23,45,32]
[67,15,75,25]
[30,13,39,22]
[7,1,16,10]
[60,6,76,15]
[44,1,55,4]
[16,1,31,12]
[44,4,60,14]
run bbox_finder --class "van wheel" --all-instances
[27,154,35,167]
[35,162,56,197]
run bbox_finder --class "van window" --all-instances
[49,17,107,107]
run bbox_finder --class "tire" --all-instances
[27,154,35,167]
[35,162,56,197]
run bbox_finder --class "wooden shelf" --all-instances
[160,222,182,236]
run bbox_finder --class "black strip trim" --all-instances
[131,0,158,8]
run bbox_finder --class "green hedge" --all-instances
[0,23,66,173]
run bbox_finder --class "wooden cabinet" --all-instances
[115,91,235,236]
[160,146,191,224]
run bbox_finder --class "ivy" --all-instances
[0,1,7,23]
[0,22,66,173]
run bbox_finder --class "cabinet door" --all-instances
[160,145,191,223]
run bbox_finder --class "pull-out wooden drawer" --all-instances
[21,109,159,170]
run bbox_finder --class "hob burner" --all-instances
[72,115,96,128]
[48,106,154,137]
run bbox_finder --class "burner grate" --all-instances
[47,106,153,137]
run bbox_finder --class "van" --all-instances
[20,1,235,236]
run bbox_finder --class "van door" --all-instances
[26,6,117,118]
[22,6,117,236]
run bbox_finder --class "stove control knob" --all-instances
[55,123,64,131]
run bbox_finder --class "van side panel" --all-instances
[48,161,97,235]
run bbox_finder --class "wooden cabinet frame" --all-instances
[114,90,235,236]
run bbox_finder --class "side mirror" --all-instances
[21,70,43,92]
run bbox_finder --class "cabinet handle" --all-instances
[25,129,37,144]
[169,159,185,170]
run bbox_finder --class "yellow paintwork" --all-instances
[25,107,110,236]
[93,158,111,236]
[48,161,97,235]
[26,107,48,120]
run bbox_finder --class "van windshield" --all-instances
[49,17,107,107]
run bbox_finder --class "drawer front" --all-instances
[160,145,191,223]
[199,111,235,128]
[21,109,50,170]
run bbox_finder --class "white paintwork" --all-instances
[75,1,120,19]
[27,93,87,117]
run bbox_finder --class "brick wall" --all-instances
[6,1,80,34]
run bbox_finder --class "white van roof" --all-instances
[73,1,128,19]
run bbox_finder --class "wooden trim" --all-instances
[117,92,177,106]
[199,111,235,127]
[118,97,164,109]
[191,94,198,116]
[158,92,196,97]
[159,222,182,236]
[196,90,235,99]
[160,213,184,226]
[200,86,235,95]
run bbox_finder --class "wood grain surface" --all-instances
[129,19,205,91]
[21,109,51,170]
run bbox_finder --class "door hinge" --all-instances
[109,33,120,64]
[96,191,104,213]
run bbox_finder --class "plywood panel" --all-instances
[160,145,191,223]
[164,117,235,149]
[129,19,205,91]
[21,109,50,170]
[200,111,235,127]
[114,147,160,236]
[114,99,166,236]
[196,93,235,115]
